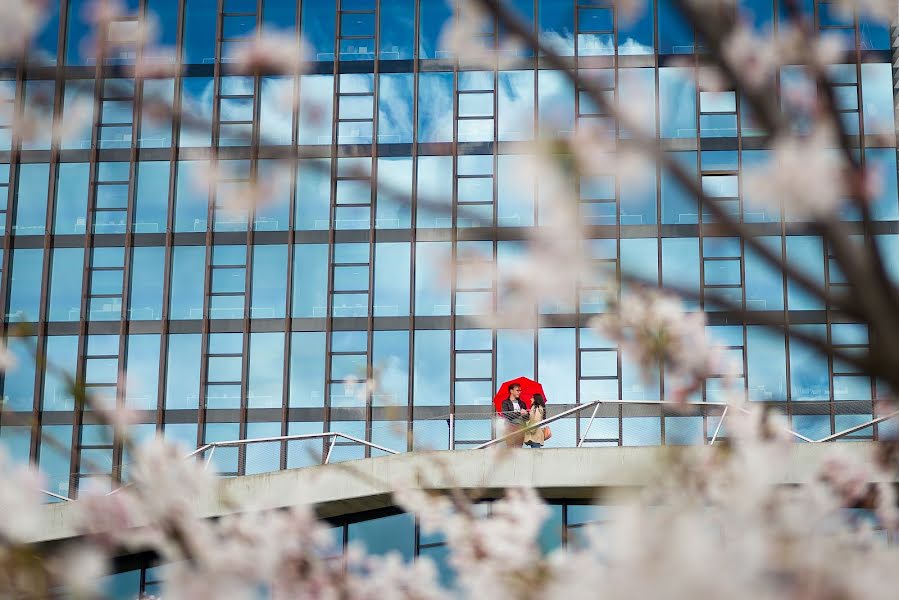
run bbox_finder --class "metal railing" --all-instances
[185,431,400,467]
[478,399,896,449]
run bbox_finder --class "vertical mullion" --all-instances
[197,0,226,454]
[321,0,341,455]
[0,69,24,425]
[407,0,420,449]
[490,12,499,436]
[238,3,264,475]
[853,9,875,433]
[70,19,109,496]
[363,0,381,457]
[155,0,188,439]
[449,17,459,436]
[29,74,65,465]
[112,0,150,480]
[279,0,304,471]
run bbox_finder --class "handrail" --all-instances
[605,399,815,443]
[816,408,899,443]
[184,431,400,461]
[41,489,73,502]
[475,399,830,449]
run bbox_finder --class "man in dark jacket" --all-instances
[500,383,528,447]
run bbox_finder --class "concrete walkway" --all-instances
[33,443,888,546]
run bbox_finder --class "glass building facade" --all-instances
[0,0,896,499]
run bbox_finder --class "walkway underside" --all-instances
[35,442,895,549]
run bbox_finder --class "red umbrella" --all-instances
[492,377,547,413]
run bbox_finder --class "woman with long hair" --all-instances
[524,393,549,448]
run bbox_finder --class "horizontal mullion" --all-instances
[333,261,370,267]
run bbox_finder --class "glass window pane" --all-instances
[372,330,409,408]
[125,334,160,410]
[293,244,329,318]
[55,163,89,234]
[3,337,37,411]
[251,244,287,318]
[169,246,206,320]
[174,161,208,232]
[7,249,43,320]
[134,161,170,233]
[248,332,284,408]
[48,248,84,321]
[413,330,450,406]
[14,164,50,235]
[129,246,164,320]
[289,332,326,407]
[44,336,78,411]
[348,513,414,560]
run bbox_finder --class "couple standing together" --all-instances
[499,382,551,448]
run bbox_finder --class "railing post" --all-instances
[449,413,455,450]
[324,434,338,464]
[577,402,602,448]
[709,406,728,445]
[204,445,217,470]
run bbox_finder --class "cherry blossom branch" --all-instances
[674,0,899,368]
[779,0,899,328]
[471,0,860,320]
[616,271,879,382]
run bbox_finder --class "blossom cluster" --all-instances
[592,291,730,402]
